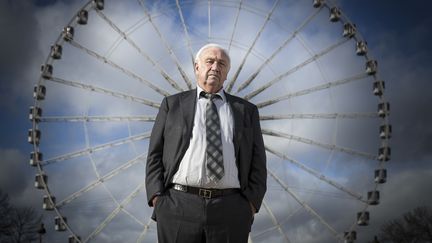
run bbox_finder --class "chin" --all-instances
[203,85,219,93]
[206,78,219,83]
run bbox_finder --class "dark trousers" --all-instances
[154,188,253,243]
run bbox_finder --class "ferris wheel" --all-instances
[29,0,391,242]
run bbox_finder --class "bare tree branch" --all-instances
[378,206,432,243]
[0,190,41,243]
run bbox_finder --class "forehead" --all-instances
[200,47,229,62]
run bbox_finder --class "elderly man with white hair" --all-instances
[146,43,267,243]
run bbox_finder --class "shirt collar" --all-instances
[196,85,226,102]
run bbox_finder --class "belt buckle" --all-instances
[173,184,187,192]
[199,189,212,199]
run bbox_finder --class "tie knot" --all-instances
[200,91,221,101]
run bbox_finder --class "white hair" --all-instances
[194,43,231,68]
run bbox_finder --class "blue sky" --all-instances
[1,0,432,242]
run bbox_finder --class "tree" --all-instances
[368,236,380,243]
[378,206,432,243]
[0,190,41,243]
[0,190,12,239]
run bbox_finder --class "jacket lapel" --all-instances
[225,92,244,160]
[180,89,197,140]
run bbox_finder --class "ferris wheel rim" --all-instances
[29,0,392,242]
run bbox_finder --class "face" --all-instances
[195,47,230,93]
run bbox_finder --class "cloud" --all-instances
[355,166,432,241]
[377,43,432,166]
[1,0,431,242]
[338,0,432,166]
[0,148,36,203]
[0,1,42,114]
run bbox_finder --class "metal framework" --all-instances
[29,0,391,242]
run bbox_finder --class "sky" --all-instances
[1,0,432,242]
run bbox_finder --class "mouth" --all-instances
[207,74,219,79]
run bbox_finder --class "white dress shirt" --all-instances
[172,85,240,189]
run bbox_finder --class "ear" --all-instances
[194,62,199,73]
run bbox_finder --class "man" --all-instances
[146,43,266,243]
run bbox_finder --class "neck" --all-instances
[198,84,223,94]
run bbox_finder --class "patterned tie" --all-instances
[201,91,224,181]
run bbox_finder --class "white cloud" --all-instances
[3,0,425,242]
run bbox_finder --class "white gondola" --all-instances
[378,102,390,117]
[37,223,46,235]
[344,231,357,243]
[68,235,81,243]
[41,64,53,79]
[50,44,62,59]
[55,216,67,231]
[29,106,42,123]
[378,146,391,162]
[356,41,368,56]
[34,174,47,189]
[375,169,387,184]
[33,85,46,100]
[366,60,378,75]
[367,191,380,205]
[94,0,104,10]
[357,211,370,226]
[43,195,55,210]
[313,0,324,8]
[77,10,88,25]
[373,80,385,96]
[62,26,74,41]
[28,129,41,145]
[329,7,341,22]
[30,151,42,166]
[379,124,392,139]
[343,23,356,38]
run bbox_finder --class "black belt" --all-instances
[171,184,240,199]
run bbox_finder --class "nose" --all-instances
[211,62,220,71]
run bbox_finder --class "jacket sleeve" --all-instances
[146,97,168,207]
[242,105,267,212]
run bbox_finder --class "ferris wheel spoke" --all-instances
[104,13,161,58]
[236,6,324,93]
[42,132,151,166]
[137,0,193,90]
[48,76,160,108]
[208,0,211,39]
[262,128,376,160]
[260,199,291,242]
[226,0,280,93]
[136,217,156,243]
[56,153,147,208]
[68,39,171,97]
[104,17,147,58]
[40,115,156,123]
[251,225,279,240]
[265,145,366,203]
[94,9,185,92]
[84,182,146,242]
[268,169,343,241]
[122,207,146,227]
[256,72,369,108]
[260,112,379,121]
[227,0,243,52]
[244,38,350,101]
[175,0,196,67]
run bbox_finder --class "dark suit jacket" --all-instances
[146,89,266,212]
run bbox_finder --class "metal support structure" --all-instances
[29,1,391,242]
